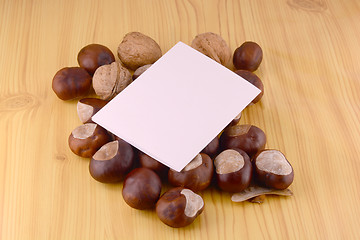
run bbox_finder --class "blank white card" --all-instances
[92,42,260,171]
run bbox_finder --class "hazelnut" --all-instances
[138,152,169,180]
[214,149,252,192]
[117,32,162,70]
[235,70,264,104]
[133,64,152,80]
[89,139,135,183]
[77,44,115,75]
[220,124,266,158]
[77,98,108,123]
[92,62,132,100]
[168,153,213,192]
[191,32,231,66]
[156,187,204,228]
[201,136,220,158]
[253,149,294,189]
[122,168,162,209]
[52,67,92,100]
[233,41,263,71]
[68,123,112,158]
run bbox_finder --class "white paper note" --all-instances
[92,42,260,172]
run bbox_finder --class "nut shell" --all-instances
[52,67,92,100]
[68,123,112,158]
[168,153,213,192]
[89,139,135,183]
[92,62,132,100]
[77,44,115,75]
[191,32,231,66]
[235,70,264,103]
[139,152,169,180]
[122,168,162,209]
[233,41,263,71]
[77,98,108,123]
[117,32,162,70]
[156,187,204,228]
[201,136,220,158]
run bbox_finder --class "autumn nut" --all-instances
[235,70,264,104]
[139,152,169,179]
[253,149,294,189]
[122,168,162,209]
[220,124,266,158]
[156,187,204,228]
[191,32,231,66]
[133,64,152,80]
[168,153,213,192]
[214,149,252,192]
[233,41,263,72]
[117,32,162,71]
[89,139,135,183]
[52,67,92,100]
[201,136,220,158]
[92,62,132,100]
[77,98,108,123]
[77,44,115,75]
[68,123,112,158]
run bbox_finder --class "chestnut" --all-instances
[77,98,108,123]
[138,152,169,180]
[89,139,135,183]
[233,41,263,72]
[52,67,92,100]
[77,44,115,75]
[220,124,266,158]
[68,123,112,158]
[253,149,294,189]
[156,187,204,228]
[201,136,220,158]
[132,64,152,80]
[235,70,264,104]
[214,149,252,192]
[122,168,162,209]
[168,153,213,192]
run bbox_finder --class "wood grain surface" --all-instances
[1,0,360,239]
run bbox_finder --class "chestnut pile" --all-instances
[52,32,294,228]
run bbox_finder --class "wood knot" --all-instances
[0,93,39,112]
[287,0,328,12]
[55,153,68,161]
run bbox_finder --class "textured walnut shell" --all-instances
[117,32,162,70]
[52,67,92,100]
[191,32,231,66]
[92,62,132,100]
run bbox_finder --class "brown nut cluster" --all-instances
[168,153,213,192]
[117,32,162,71]
[68,123,113,158]
[156,187,204,228]
[77,44,115,75]
[233,41,263,71]
[191,32,231,66]
[52,67,92,100]
[89,139,135,183]
[77,98,108,123]
[122,168,162,209]
[92,61,132,100]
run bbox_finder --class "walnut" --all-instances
[117,32,162,70]
[92,62,132,100]
[191,32,231,66]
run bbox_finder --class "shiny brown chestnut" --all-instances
[220,124,266,158]
[233,41,263,72]
[77,44,115,75]
[52,67,92,100]
[89,139,135,183]
[235,70,264,104]
[201,136,220,158]
[139,152,169,179]
[168,153,213,192]
[122,168,162,209]
[68,123,112,158]
[253,149,294,189]
[77,98,108,123]
[214,149,252,192]
[156,187,204,228]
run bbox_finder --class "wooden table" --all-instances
[1,0,359,239]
